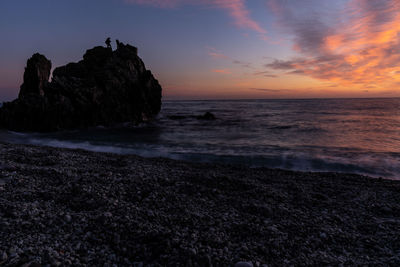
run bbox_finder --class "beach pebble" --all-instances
[65,214,72,223]
[189,248,197,256]
[104,212,112,217]
[8,248,17,258]
[0,143,399,266]
[1,251,7,261]
[235,261,254,267]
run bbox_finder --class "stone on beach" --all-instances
[235,261,254,267]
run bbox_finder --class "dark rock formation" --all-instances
[0,42,162,132]
[19,53,52,97]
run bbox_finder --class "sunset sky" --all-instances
[1,0,400,100]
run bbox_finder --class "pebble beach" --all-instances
[1,142,400,266]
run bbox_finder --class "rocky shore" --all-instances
[0,142,400,266]
[0,41,162,132]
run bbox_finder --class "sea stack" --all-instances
[0,41,162,132]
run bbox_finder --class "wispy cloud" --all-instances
[206,46,229,59]
[212,0,267,35]
[212,69,231,74]
[233,60,253,69]
[253,71,277,78]
[267,0,400,89]
[125,0,267,38]
[250,88,288,92]
[124,0,183,8]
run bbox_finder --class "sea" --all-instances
[1,98,399,179]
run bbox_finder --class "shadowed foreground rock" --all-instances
[0,42,162,132]
[0,143,400,266]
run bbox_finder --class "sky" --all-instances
[1,0,400,100]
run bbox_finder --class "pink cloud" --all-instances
[212,0,266,35]
[212,69,231,74]
[125,0,267,37]
[206,46,229,59]
[209,52,228,59]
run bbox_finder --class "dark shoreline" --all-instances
[1,142,400,266]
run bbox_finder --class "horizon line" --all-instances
[162,96,400,101]
[1,95,400,103]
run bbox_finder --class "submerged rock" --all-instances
[0,41,162,132]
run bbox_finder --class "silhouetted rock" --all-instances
[19,53,52,97]
[197,112,216,120]
[0,42,162,132]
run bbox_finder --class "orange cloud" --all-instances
[212,69,231,74]
[268,0,400,91]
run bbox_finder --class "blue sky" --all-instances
[1,0,400,100]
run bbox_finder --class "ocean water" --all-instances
[1,98,400,179]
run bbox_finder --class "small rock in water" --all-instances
[235,261,254,267]
[197,112,216,120]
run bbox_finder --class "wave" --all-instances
[23,137,400,179]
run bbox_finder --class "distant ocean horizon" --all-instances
[1,98,400,179]
[164,96,400,101]
[2,96,400,103]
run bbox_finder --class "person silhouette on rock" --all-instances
[105,38,112,49]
